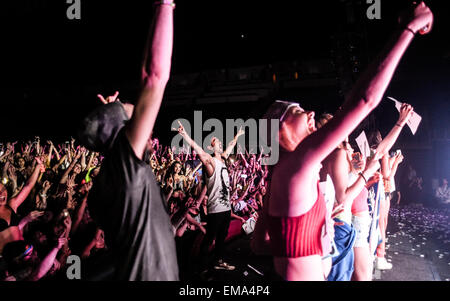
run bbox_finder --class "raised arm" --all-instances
[299,3,433,165]
[8,158,44,212]
[30,237,67,281]
[176,121,215,177]
[329,149,379,207]
[125,2,174,160]
[80,147,87,171]
[223,127,245,159]
[376,103,413,157]
[59,151,81,185]
[72,191,89,235]
[384,153,403,181]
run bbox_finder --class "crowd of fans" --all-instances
[0,1,441,283]
[0,135,268,281]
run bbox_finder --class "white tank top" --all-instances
[205,157,231,214]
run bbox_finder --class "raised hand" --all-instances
[97,91,120,105]
[35,157,46,173]
[42,180,52,192]
[364,153,381,179]
[79,146,87,154]
[397,103,414,127]
[396,153,405,164]
[174,120,187,137]
[366,172,382,188]
[67,174,76,189]
[57,237,68,249]
[351,152,366,173]
[7,165,17,182]
[400,2,434,35]
[74,149,82,160]
[27,210,45,222]
[63,215,72,230]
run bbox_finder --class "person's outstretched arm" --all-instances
[223,127,245,159]
[329,149,379,208]
[30,237,67,281]
[8,158,44,213]
[299,3,433,165]
[126,2,175,160]
[376,104,414,157]
[386,153,404,181]
[176,122,215,177]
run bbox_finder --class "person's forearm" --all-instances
[346,29,414,110]
[35,140,40,156]
[81,239,96,259]
[237,183,252,202]
[72,194,88,235]
[165,188,174,203]
[33,247,60,280]
[224,134,240,157]
[53,145,61,161]
[126,4,174,159]
[2,162,8,179]
[231,212,243,221]
[240,153,249,168]
[18,216,30,232]
[185,214,201,229]
[87,152,95,169]
[304,29,415,165]
[195,185,207,204]
[10,179,18,197]
[339,176,367,207]
[51,154,66,173]
[182,133,207,160]
[60,157,77,184]
[387,159,400,180]
[380,155,390,179]
[81,152,87,171]
[9,165,41,211]
[0,151,9,161]
[192,162,202,174]
[376,124,405,157]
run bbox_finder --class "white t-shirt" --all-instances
[205,157,231,214]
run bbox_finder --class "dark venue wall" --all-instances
[0,0,448,184]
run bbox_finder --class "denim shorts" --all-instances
[352,214,370,248]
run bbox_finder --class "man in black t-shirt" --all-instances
[78,2,178,281]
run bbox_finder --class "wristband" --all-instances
[404,27,416,36]
[395,123,404,128]
[359,172,368,184]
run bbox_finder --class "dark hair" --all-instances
[367,130,382,149]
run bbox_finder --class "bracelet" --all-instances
[359,172,368,184]
[395,123,404,128]
[154,0,176,8]
[404,27,416,36]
